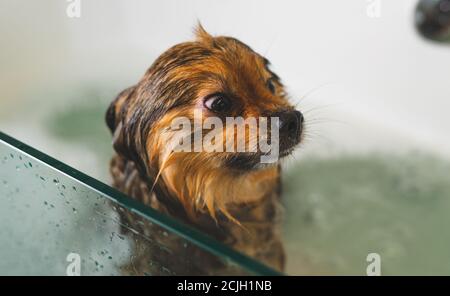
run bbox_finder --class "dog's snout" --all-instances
[269,110,303,154]
[278,110,303,141]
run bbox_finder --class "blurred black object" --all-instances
[415,0,450,42]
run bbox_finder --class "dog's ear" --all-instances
[106,86,135,133]
[106,86,136,158]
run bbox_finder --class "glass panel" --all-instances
[0,131,279,276]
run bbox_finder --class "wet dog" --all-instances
[106,24,303,274]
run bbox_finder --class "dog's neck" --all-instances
[111,154,285,270]
[157,158,281,224]
[158,161,285,270]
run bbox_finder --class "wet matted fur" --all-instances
[106,24,303,275]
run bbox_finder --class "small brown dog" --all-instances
[106,24,303,275]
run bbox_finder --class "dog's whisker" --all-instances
[301,103,341,115]
[302,132,332,144]
[295,82,338,106]
[305,116,348,125]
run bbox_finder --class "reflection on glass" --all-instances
[0,132,278,275]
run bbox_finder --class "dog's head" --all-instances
[106,24,303,221]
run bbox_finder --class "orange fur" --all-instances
[107,24,302,272]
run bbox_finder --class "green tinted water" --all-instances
[283,154,450,275]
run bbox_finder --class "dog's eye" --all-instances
[266,78,276,94]
[204,94,232,113]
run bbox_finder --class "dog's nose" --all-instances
[278,110,303,142]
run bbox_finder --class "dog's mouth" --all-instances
[225,146,296,171]
[279,147,295,158]
[225,153,263,171]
